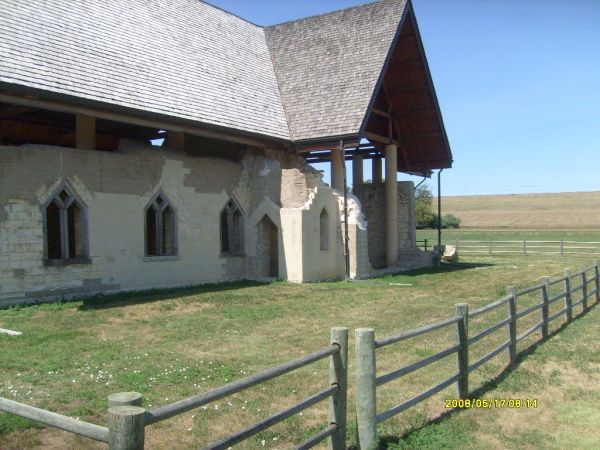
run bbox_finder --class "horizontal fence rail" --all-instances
[354,258,600,450]
[427,239,600,257]
[0,397,109,443]
[0,328,349,450]
[145,344,339,424]
[202,385,338,450]
[374,316,461,348]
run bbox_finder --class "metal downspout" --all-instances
[437,168,443,248]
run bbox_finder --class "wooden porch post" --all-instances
[76,114,96,150]
[331,147,344,191]
[352,154,364,185]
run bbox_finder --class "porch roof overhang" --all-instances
[297,2,453,176]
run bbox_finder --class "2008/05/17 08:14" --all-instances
[445,398,538,409]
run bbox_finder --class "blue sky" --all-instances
[210,0,600,196]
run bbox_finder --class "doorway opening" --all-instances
[257,215,279,278]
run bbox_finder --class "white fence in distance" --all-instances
[443,240,600,257]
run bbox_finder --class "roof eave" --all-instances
[0,82,291,150]
[407,1,453,166]
[292,133,361,152]
[358,0,453,169]
[358,1,409,139]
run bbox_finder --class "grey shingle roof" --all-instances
[265,0,407,143]
[0,0,290,140]
[0,0,407,144]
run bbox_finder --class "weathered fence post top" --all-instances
[329,327,348,450]
[108,405,146,450]
[108,392,143,408]
[355,328,376,450]
[455,303,469,316]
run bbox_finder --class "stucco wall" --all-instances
[280,187,346,282]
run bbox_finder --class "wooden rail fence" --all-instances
[2,259,600,449]
[424,239,600,256]
[354,258,600,449]
[0,328,349,450]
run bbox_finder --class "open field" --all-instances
[417,228,600,244]
[437,191,600,229]
[1,254,600,449]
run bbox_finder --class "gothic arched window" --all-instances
[145,191,177,257]
[44,184,88,262]
[220,199,244,255]
[320,208,329,251]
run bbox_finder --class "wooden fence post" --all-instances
[355,328,376,450]
[523,240,527,256]
[560,240,564,256]
[564,269,573,322]
[541,277,550,339]
[108,404,145,450]
[488,240,492,256]
[329,327,348,450]
[507,287,518,365]
[581,266,588,311]
[108,392,143,409]
[455,303,469,399]
[594,259,600,304]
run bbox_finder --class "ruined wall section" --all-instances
[353,181,417,269]
[277,152,373,280]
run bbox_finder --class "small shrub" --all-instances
[442,214,461,229]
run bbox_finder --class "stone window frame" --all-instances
[144,189,179,259]
[320,207,329,251]
[42,181,91,266]
[220,198,245,256]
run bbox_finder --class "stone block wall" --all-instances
[353,181,417,269]
[0,142,312,305]
[0,140,397,304]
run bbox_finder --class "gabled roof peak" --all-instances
[266,0,387,29]
[200,0,262,29]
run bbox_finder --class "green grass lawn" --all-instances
[386,301,600,450]
[1,254,599,449]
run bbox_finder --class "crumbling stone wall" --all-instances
[0,142,297,305]
[353,181,417,269]
[0,140,377,305]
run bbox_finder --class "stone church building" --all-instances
[0,0,452,306]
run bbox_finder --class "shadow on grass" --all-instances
[78,280,270,310]
[373,309,591,449]
[352,262,496,285]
